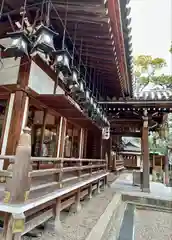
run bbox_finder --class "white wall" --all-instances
[28,61,55,94]
[0,58,20,85]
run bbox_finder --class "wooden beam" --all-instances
[81,49,113,58]
[52,14,108,24]
[110,118,142,123]
[53,1,104,14]
[75,38,112,45]
[111,132,141,137]
[76,43,112,51]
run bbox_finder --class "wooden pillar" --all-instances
[37,109,47,169]
[83,129,87,158]
[2,128,31,239]
[79,128,84,158]
[4,58,31,169]
[100,139,104,159]
[57,117,67,158]
[142,114,150,192]
[108,137,112,170]
[0,94,15,170]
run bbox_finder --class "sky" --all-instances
[129,0,172,75]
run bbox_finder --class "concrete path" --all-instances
[105,204,172,240]
[103,173,172,240]
[111,172,172,201]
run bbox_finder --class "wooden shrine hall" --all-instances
[99,88,171,192]
[0,0,133,239]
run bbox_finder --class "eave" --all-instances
[0,0,131,100]
[118,0,133,97]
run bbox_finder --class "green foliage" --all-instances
[149,133,168,155]
[138,75,172,88]
[170,43,172,53]
[134,55,152,73]
[134,55,166,75]
[139,76,150,85]
[134,55,171,89]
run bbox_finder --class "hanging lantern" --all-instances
[31,25,58,55]
[79,88,91,109]
[90,100,97,120]
[5,31,31,58]
[102,115,109,126]
[70,81,80,97]
[102,115,106,126]
[68,67,79,86]
[75,78,85,100]
[79,79,85,92]
[71,68,86,95]
[53,49,71,75]
[102,127,110,140]
[70,77,84,96]
[93,106,101,122]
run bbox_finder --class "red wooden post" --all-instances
[142,114,150,192]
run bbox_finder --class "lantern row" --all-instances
[0,13,110,127]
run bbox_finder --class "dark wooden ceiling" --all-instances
[0,0,132,99]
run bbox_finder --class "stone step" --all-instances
[85,193,122,240]
[122,194,172,211]
[101,201,127,240]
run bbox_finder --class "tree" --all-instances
[134,55,171,91]
[133,55,171,156]
[134,55,166,75]
[170,43,172,53]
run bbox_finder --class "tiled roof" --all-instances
[135,89,172,100]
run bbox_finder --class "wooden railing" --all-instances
[119,152,141,169]
[0,156,107,202]
[0,128,108,240]
[110,154,124,172]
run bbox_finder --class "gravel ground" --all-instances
[61,188,116,240]
[134,209,172,240]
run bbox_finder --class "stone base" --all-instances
[97,187,101,194]
[87,193,92,200]
[142,187,150,193]
[152,170,157,182]
[70,202,82,213]
[54,216,63,240]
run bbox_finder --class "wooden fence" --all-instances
[0,128,108,239]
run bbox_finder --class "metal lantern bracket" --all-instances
[53,48,72,73]
[31,24,59,55]
[5,30,32,58]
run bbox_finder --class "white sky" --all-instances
[129,0,172,75]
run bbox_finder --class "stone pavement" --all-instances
[111,172,172,201]
[103,172,172,240]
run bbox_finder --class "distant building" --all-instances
[122,138,141,152]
